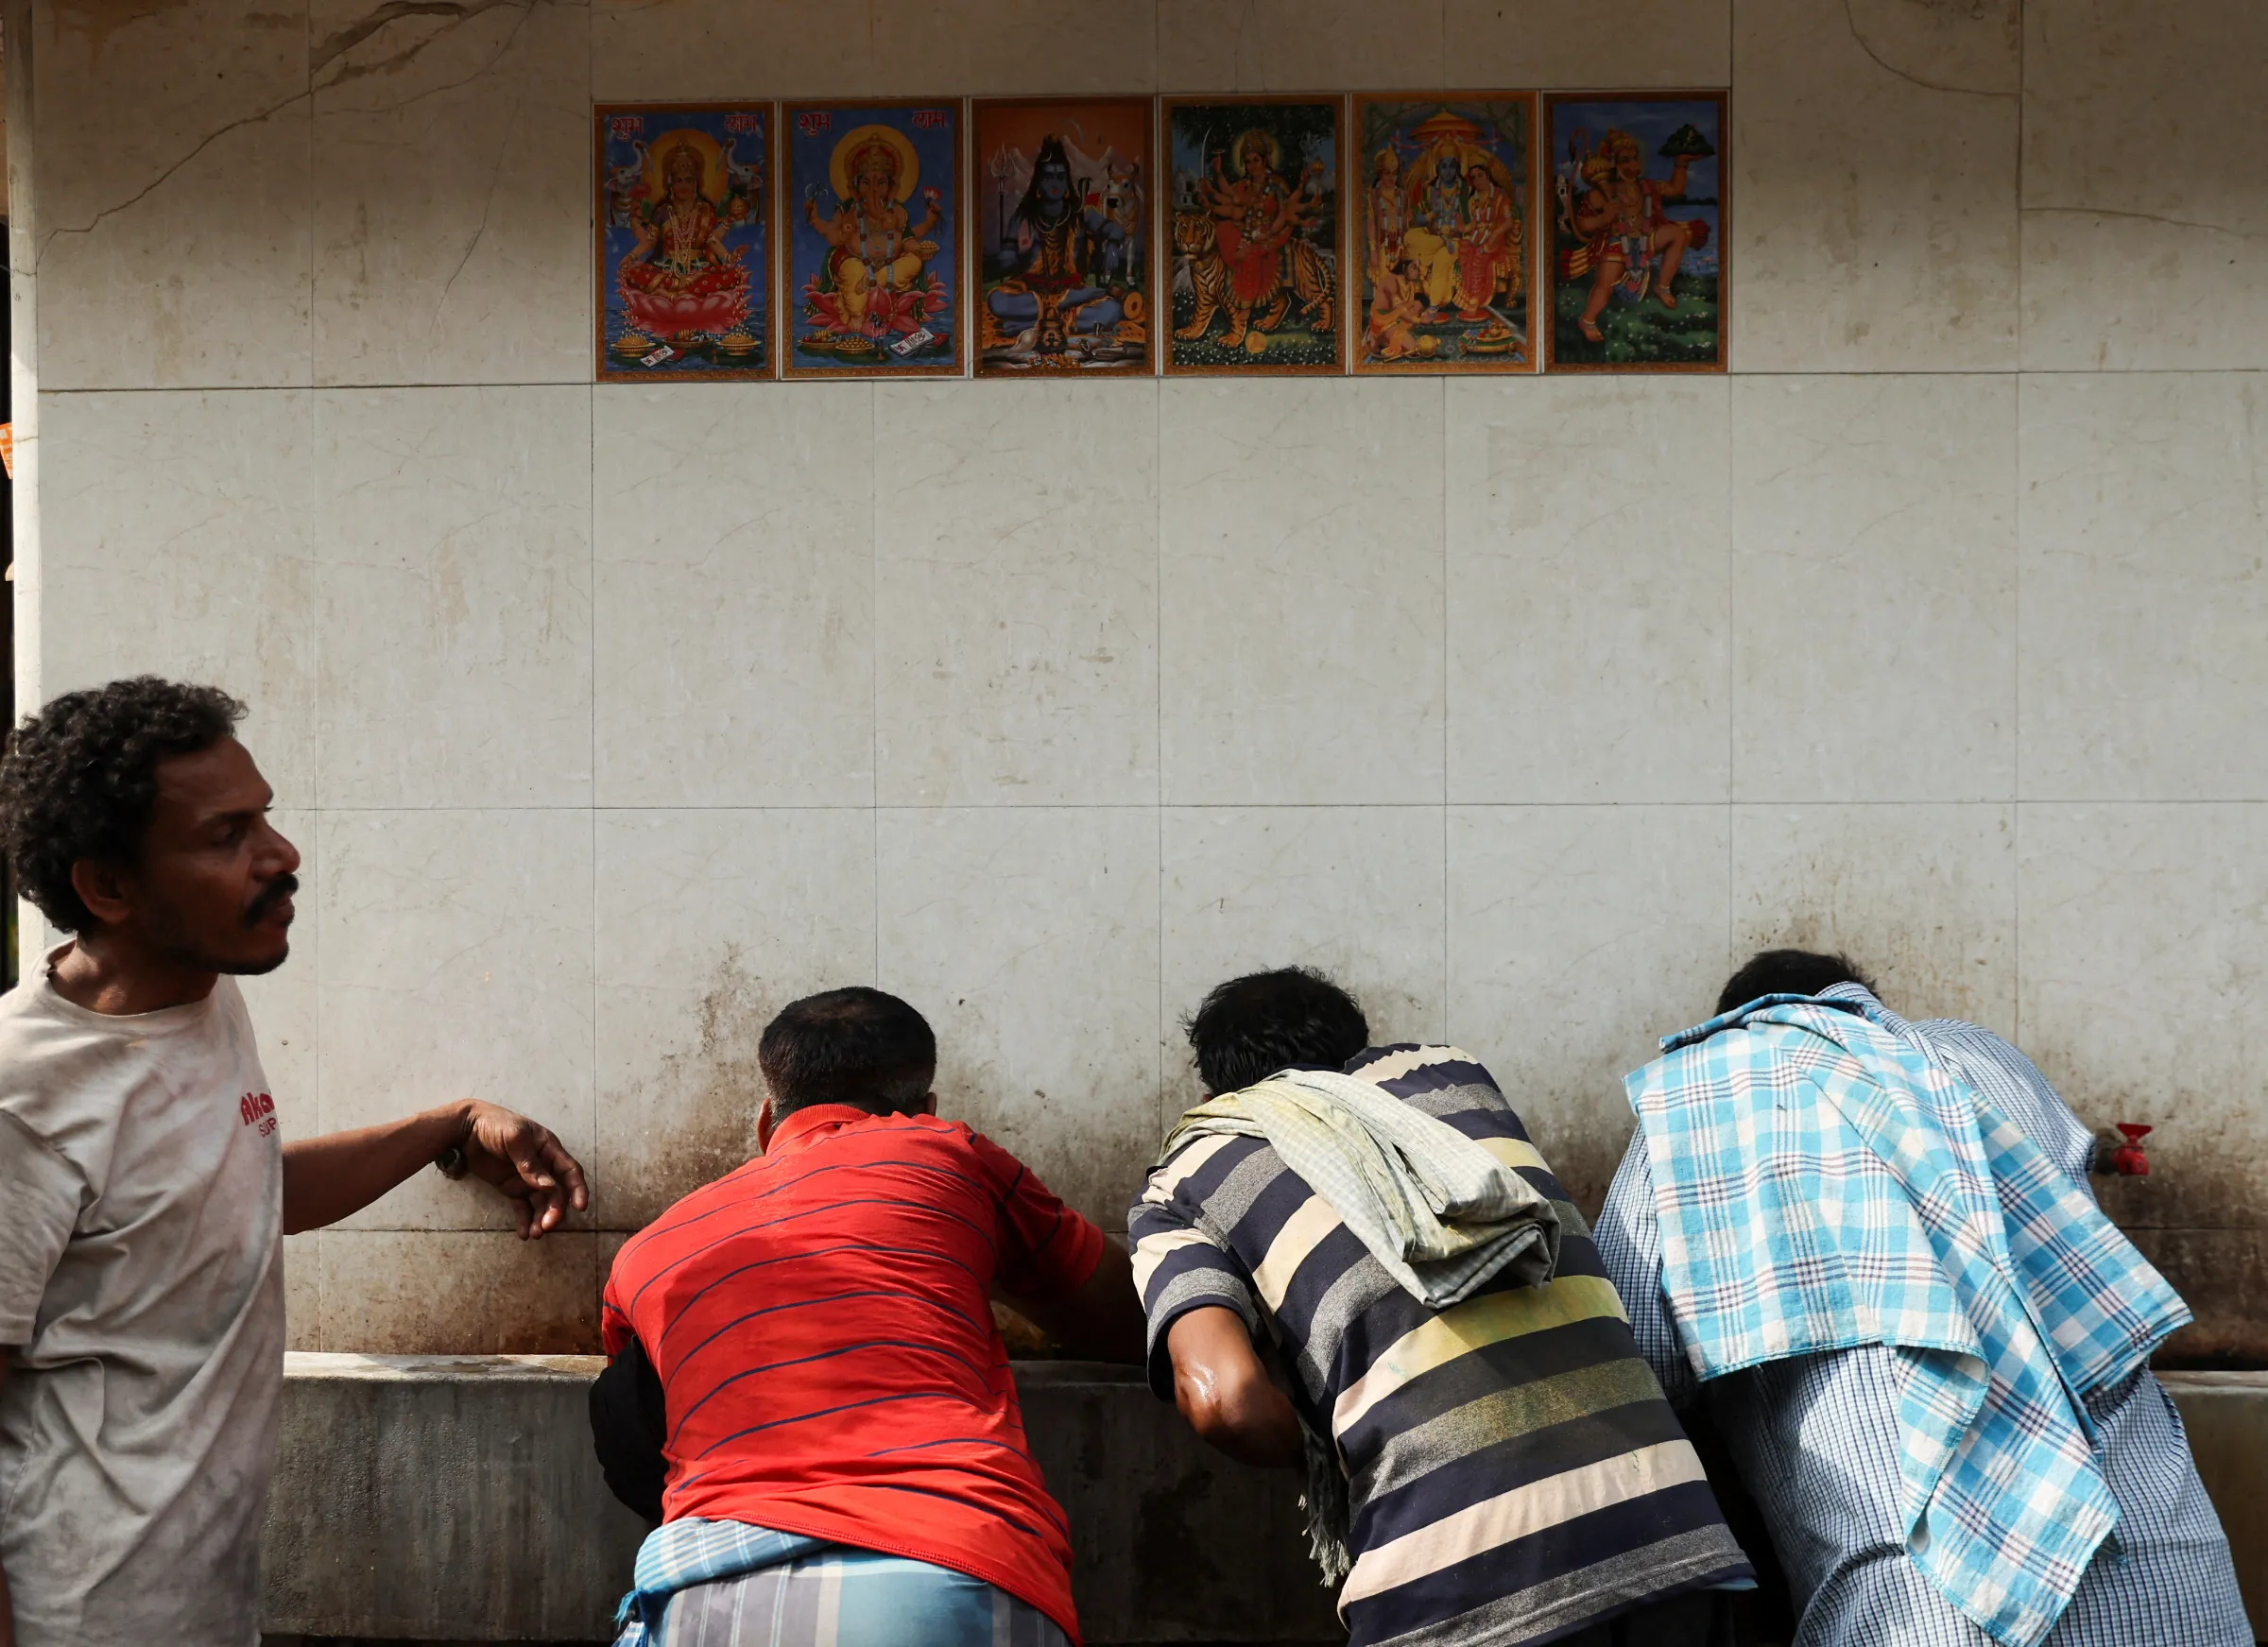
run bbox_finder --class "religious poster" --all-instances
[1352,94,1538,373]
[1162,96,1346,375]
[1543,91,1727,371]
[972,97,1155,376]
[594,103,773,381]
[782,100,963,378]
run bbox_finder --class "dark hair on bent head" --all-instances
[1717,948,1878,1017]
[0,678,247,934]
[1185,967,1369,1096]
[758,987,937,1119]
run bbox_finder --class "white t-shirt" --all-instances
[0,954,284,1647]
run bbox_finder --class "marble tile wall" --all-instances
[19,0,2268,1359]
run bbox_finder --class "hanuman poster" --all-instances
[595,104,773,381]
[782,100,963,378]
[1543,91,1727,371]
[1353,94,1538,373]
[1162,96,1345,375]
[972,97,1155,376]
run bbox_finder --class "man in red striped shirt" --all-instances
[598,987,1143,1646]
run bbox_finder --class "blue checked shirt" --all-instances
[1597,986,2249,1647]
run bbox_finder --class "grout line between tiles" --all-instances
[871,385,882,987]
[39,369,2268,400]
[1726,371,1738,967]
[2011,7,2027,1047]
[1156,369,1167,1147]
[289,798,2268,812]
[587,380,599,1226]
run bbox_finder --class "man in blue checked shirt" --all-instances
[1594,948,2249,1647]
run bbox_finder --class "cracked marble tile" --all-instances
[37,390,319,807]
[1160,0,1442,93]
[1447,377,1730,805]
[1448,804,1729,1216]
[315,386,593,809]
[595,384,874,809]
[1732,376,2016,802]
[2021,0,2268,369]
[1731,801,2016,1036]
[1733,0,2019,371]
[876,383,1159,807]
[32,0,312,388]
[2019,804,2268,1237]
[869,0,1158,95]
[2018,375,2268,801]
[317,808,594,1232]
[593,0,873,100]
[1161,805,1447,1123]
[1443,0,1727,87]
[878,807,1160,1230]
[1161,380,1446,806]
[312,0,589,386]
[593,808,876,1229]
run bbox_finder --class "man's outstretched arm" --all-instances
[283,1100,588,1237]
[1164,1305,1301,1469]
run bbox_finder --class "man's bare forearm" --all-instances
[281,1104,471,1234]
[1167,1305,1302,1469]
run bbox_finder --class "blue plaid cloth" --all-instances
[1621,992,2191,1647]
[614,1519,832,1646]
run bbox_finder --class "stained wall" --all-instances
[9,0,2267,1359]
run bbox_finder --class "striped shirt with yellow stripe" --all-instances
[1129,1046,1751,1647]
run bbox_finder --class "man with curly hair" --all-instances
[0,677,589,1647]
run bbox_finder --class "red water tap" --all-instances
[2106,1124,2153,1176]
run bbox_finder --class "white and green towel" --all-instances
[1161,1066,1561,1310]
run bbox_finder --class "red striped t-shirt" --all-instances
[601,1104,1105,1640]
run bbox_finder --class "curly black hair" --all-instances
[0,678,247,933]
[1717,947,1878,1016]
[1184,966,1370,1095]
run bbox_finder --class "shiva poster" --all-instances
[972,97,1155,376]
[1353,94,1538,374]
[1162,96,1346,375]
[782,100,963,378]
[594,104,773,382]
[1543,92,1727,371]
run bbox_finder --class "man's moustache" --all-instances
[246,874,300,925]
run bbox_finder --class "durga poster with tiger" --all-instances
[1163,96,1345,375]
[595,104,773,382]
[1354,94,1538,373]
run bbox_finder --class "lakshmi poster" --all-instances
[972,97,1154,376]
[1544,92,1726,371]
[782,100,963,378]
[594,104,772,382]
[1162,96,1345,375]
[1353,94,1537,373]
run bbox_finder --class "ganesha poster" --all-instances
[972,97,1155,377]
[594,103,773,382]
[1543,91,1727,371]
[782,100,963,378]
[1162,96,1346,375]
[1353,94,1537,374]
